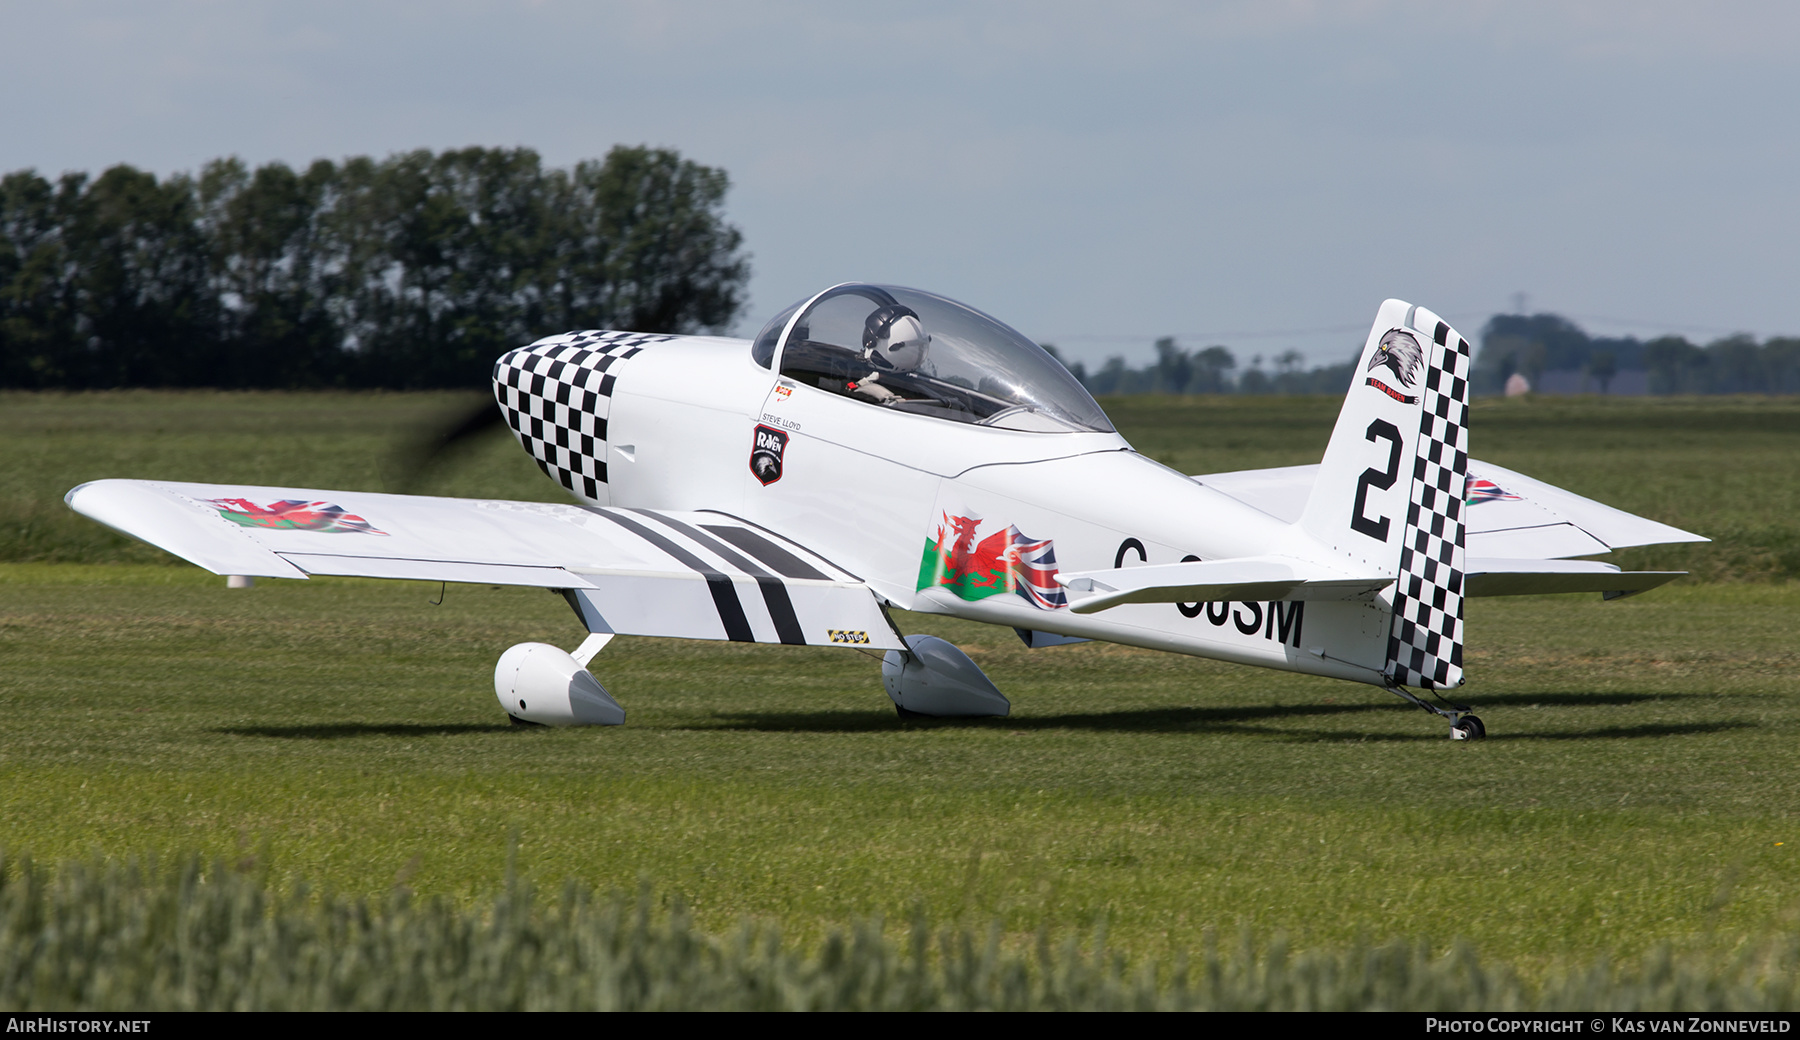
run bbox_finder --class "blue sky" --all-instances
[4,2,1796,367]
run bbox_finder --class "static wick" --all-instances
[430,581,446,606]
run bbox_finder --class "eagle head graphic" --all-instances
[1368,328,1424,388]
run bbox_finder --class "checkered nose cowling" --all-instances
[491,330,672,503]
[1387,320,1472,691]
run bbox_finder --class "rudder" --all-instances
[1387,308,1471,690]
[1299,300,1472,690]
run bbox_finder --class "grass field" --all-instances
[2,390,1798,990]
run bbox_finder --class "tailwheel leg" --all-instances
[1382,680,1486,741]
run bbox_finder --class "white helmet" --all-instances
[863,306,929,372]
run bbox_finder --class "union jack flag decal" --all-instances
[1005,526,1067,610]
[918,511,1068,610]
[204,498,388,535]
[1465,476,1521,505]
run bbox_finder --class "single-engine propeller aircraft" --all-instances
[67,285,1706,738]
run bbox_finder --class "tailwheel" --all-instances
[1382,679,1485,740]
[1451,714,1486,741]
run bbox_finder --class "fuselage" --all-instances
[493,329,1388,685]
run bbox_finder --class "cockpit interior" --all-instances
[752,284,1113,434]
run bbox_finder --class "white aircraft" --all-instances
[65,285,1705,738]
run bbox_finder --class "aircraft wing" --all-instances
[1195,459,1707,559]
[65,479,903,650]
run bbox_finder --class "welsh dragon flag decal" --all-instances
[204,498,388,535]
[917,509,1067,610]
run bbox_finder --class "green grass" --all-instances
[0,390,563,565]
[2,391,1799,997]
[6,857,1795,1010]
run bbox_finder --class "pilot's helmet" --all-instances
[863,305,930,372]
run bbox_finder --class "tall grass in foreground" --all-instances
[0,856,1793,1011]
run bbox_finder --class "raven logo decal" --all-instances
[1368,328,1424,388]
[750,424,789,485]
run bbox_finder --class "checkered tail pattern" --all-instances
[1386,320,1472,690]
[492,331,672,503]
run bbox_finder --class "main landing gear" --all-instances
[881,635,1011,718]
[1383,679,1486,740]
[494,633,625,726]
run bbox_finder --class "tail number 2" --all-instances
[1351,419,1403,542]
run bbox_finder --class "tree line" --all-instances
[9,152,1790,401]
[1475,312,1800,395]
[0,146,749,389]
[1046,338,1357,397]
[1057,312,1800,398]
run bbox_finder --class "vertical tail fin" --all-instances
[1299,300,1473,690]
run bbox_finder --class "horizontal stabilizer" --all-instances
[1467,460,1707,553]
[1058,556,1392,614]
[1465,557,1684,598]
[1196,460,1707,559]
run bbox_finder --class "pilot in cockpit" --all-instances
[846,304,931,404]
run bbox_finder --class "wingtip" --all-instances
[64,479,110,509]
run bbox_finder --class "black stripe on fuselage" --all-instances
[699,524,830,581]
[635,512,806,646]
[588,509,754,642]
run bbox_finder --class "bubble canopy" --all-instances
[751,284,1114,434]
